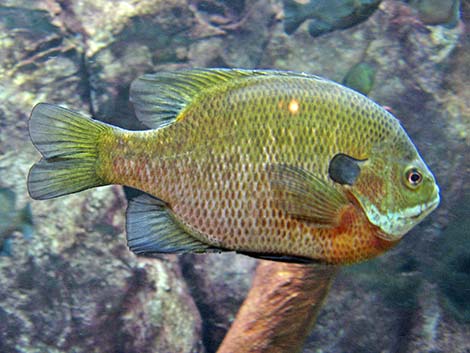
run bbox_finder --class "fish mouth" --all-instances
[376,194,440,242]
[352,183,441,242]
[398,195,440,221]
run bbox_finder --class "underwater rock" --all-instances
[0,3,204,352]
[0,113,204,351]
[402,190,470,353]
[181,253,257,353]
[204,0,277,68]
[342,62,376,95]
[0,182,204,352]
[434,191,470,324]
[191,0,246,28]
[435,7,470,153]
[304,266,410,353]
[408,0,461,26]
[0,188,33,256]
[283,0,382,36]
[84,0,276,129]
[406,281,470,353]
[0,4,86,153]
[64,0,197,129]
[0,0,468,352]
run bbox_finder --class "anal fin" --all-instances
[126,193,218,256]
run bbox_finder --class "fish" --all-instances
[283,0,382,36]
[0,187,34,256]
[27,68,440,265]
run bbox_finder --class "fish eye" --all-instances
[405,168,422,188]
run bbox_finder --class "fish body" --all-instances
[0,188,34,256]
[27,69,440,265]
[283,0,382,36]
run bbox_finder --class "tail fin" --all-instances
[28,103,111,200]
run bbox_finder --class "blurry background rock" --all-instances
[0,188,33,256]
[0,1,204,352]
[0,0,468,352]
[181,253,258,352]
[282,0,382,36]
[407,0,461,26]
[342,62,377,95]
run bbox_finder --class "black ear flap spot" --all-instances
[328,153,365,186]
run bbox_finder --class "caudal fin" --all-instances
[28,103,111,200]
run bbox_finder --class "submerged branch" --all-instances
[217,260,338,353]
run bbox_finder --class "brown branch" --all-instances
[217,261,338,353]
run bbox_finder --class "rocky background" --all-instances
[0,0,468,352]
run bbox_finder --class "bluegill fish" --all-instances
[0,188,33,256]
[27,69,440,264]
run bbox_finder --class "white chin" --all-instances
[374,199,440,241]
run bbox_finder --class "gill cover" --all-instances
[328,153,364,186]
[348,140,440,241]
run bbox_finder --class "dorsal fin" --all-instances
[129,68,320,129]
[130,69,260,129]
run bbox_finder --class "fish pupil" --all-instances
[407,169,422,185]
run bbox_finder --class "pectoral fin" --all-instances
[126,193,222,256]
[267,164,349,227]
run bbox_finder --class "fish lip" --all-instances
[397,196,440,221]
[375,195,440,242]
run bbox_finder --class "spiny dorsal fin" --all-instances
[129,68,320,129]
[126,193,222,256]
[130,69,261,129]
[267,164,349,227]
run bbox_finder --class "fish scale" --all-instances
[28,69,440,264]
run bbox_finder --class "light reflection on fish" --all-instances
[27,69,440,264]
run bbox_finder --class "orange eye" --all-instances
[406,168,422,187]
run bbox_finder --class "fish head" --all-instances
[348,136,440,241]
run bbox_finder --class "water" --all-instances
[0,1,468,352]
